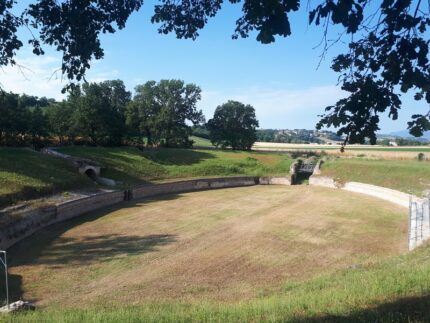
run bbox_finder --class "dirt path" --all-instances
[6,186,407,307]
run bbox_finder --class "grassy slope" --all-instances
[57,146,293,185]
[13,241,430,322]
[319,157,430,196]
[0,148,93,207]
[0,146,291,207]
[190,136,213,148]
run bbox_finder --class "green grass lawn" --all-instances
[0,148,94,207]
[7,185,428,322]
[190,136,214,148]
[319,157,430,196]
[0,146,291,207]
[12,241,430,321]
[57,146,293,185]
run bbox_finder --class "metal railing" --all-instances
[409,196,430,250]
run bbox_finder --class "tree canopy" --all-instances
[2,0,430,144]
[207,100,259,150]
[0,79,205,148]
[125,80,205,147]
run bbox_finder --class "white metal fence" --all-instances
[409,196,430,250]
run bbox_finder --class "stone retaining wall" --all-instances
[309,175,409,208]
[259,176,291,185]
[0,205,57,250]
[342,182,410,208]
[132,177,259,200]
[55,191,125,222]
[308,176,337,188]
[1,176,292,249]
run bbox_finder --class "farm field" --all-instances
[253,141,430,152]
[57,146,293,184]
[0,148,95,207]
[318,157,430,196]
[253,142,430,160]
[5,185,417,322]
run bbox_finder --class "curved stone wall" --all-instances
[309,175,410,208]
[0,176,292,249]
[342,182,410,208]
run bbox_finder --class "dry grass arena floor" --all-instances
[7,186,407,308]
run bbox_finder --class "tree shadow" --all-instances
[11,233,176,267]
[141,148,215,166]
[8,194,182,268]
[0,149,95,207]
[293,294,430,322]
[0,272,23,307]
[2,194,182,303]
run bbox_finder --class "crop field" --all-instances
[253,142,430,160]
[4,185,420,322]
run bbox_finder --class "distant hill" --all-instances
[256,129,344,144]
[388,130,430,140]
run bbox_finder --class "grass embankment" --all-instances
[7,185,425,322]
[12,242,430,322]
[0,148,94,207]
[319,157,430,196]
[0,146,292,207]
[57,146,293,185]
[190,136,214,148]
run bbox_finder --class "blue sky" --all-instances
[1,0,427,133]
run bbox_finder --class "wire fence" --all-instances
[409,196,430,250]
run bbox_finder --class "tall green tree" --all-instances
[45,102,75,144]
[126,80,205,147]
[72,80,130,145]
[207,100,259,150]
[0,92,27,145]
[27,106,49,145]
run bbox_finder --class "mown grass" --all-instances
[10,242,430,322]
[319,157,430,196]
[57,146,293,185]
[0,148,94,207]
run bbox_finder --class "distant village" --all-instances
[256,129,430,146]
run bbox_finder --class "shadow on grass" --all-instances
[3,194,182,303]
[141,148,215,166]
[12,233,176,267]
[295,294,430,322]
[9,194,181,267]
[0,148,95,208]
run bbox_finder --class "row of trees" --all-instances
[0,80,259,150]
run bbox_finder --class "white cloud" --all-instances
[0,54,66,100]
[0,52,346,130]
[0,53,121,100]
[199,85,346,129]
